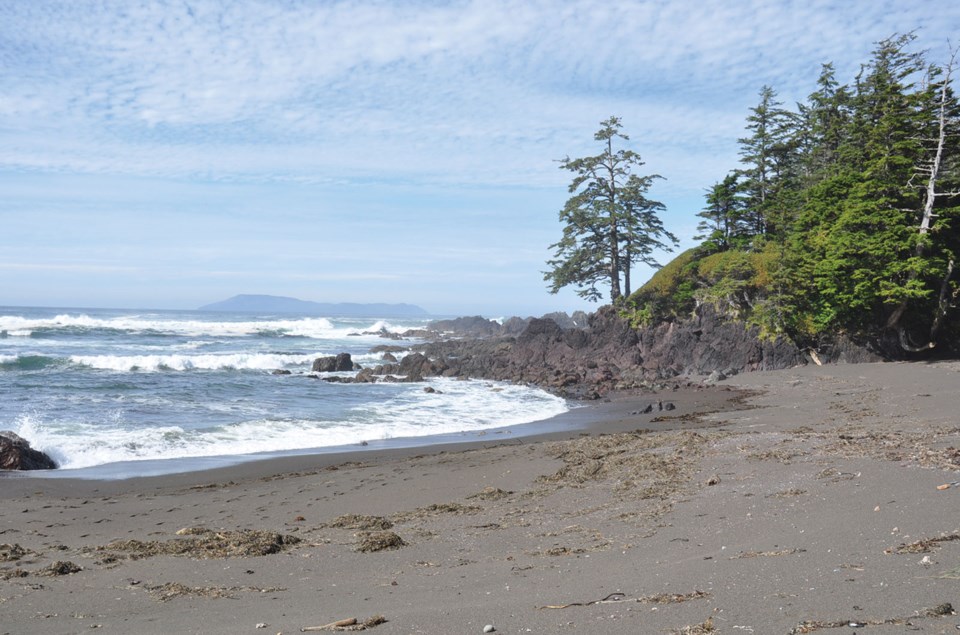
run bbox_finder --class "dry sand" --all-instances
[2,361,960,634]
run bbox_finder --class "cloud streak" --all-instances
[5,0,958,187]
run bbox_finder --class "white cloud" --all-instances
[3,0,960,312]
[6,1,958,190]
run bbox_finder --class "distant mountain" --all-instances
[199,294,430,317]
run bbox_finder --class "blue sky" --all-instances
[2,0,958,316]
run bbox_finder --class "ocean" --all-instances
[0,307,569,478]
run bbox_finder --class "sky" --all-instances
[2,1,959,317]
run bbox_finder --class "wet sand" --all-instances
[2,362,960,634]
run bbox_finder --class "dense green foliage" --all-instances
[629,34,960,353]
[545,117,677,303]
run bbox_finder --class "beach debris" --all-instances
[483,625,496,633]
[772,488,807,498]
[816,468,859,482]
[731,548,805,559]
[391,502,481,522]
[536,546,586,557]
[886,532,960,554]
[256,623,268,629]
[326,514,393,531]
[789,603,954,633]
[0,543,28,561]
[671,616,714,634]
[539,430,704,490]
[937,481,960,490]
[0,568,28,579]
[144,582,286,602]
[303,619,358,631]
[39,560,82,576]
[539,590,709,610]
[301,615,387,631]
[467,486,513,500]
[103,528,301,559]
[354,531,405,553]
[705,475,721,486]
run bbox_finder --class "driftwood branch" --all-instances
[302,619,357,632]
[301,616,386,632]
[538,590,709,610]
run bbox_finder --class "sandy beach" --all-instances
[3,361,960,634]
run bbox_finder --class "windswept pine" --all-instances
[544,116,677,304]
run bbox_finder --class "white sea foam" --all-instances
[70,352,318,372]
[355,378,569,431]
[0,313,411,340]
[14,378,569,470]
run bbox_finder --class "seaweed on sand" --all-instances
[354,531,405,553]
[102,528,301,560]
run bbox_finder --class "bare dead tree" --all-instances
[887,47,960,351]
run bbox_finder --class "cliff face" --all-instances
[635,305,806,379]
[417,305,878,398]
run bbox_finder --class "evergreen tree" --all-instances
[695,173,745,252]
[818,34,928,331]
[737,86,798,238]
[885,49,960,348]
[545,117,675,303]
[619,174,675,296]
[633,33,960,354]
[798,63,853,182]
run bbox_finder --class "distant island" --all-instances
[199,294,430,317]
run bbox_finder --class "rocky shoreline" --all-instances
[317,304,887,400]
[1,305,886,471]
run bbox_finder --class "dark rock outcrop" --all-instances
[409,305,815,398]
[0,431,57,470]
[419,311,585,340]
[312,353,356,372]
[425,316,503,337]
[636,305,805,379]
[310,305,879,399]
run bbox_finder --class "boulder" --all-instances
[0,431,57,470]
[499,316,531,335]
[426,315,503,337]
[312,353,355,373]
[369,345,406,354]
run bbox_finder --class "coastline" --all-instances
[0,383,738,496]
[2,361,960,634]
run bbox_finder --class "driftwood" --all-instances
[301,615,387,631]
[301,618,357,632]
[538,590,709,610]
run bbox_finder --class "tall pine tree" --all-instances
[545,117,675,303]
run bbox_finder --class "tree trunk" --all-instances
[885,51,956,346]
[623,241,632,298]
[607,135,622,303]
